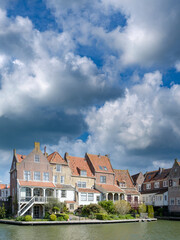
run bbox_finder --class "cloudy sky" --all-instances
[1,0,180,183]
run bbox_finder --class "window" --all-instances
[146,183,151,189]
[26,188,31,197]
[34,155,40,163]
[80,170,87,177]
[103,166,107,171]
[164,195,167,201]
[170,198,175,205]
[81,193,87,201]
[24,171,31,181]
[100,176,106,183]
[70,204,74,210]
[138,185,141,191]
[99,166,103,170]
[61,190,66,198]
[169,179,172,187]
[120,182,126,188]
[163,181,167,187]
[177,198,180,205]
[154,182,159,188]
[127,195,131,202]
[88,193,94,201]
[53,175,57,183]
[173,181,176,186]
[96,195,100,202]
[34,171,40,181]
[61,176,64,184]
[56,165,61,172]
[43,172,49,182]
[77,181,86,188]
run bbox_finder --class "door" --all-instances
[33,205,40,218]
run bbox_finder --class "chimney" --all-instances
[98,153,101,158]
[159,167,163,174]
[13,149,16,156]
[44,146,48,156]
[34,142,40,152]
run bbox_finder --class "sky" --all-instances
[1,0,180,183]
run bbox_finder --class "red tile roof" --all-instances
[0,184,7,189]
[16,154,26,163]
[66,155,94,177]
[77,188,100,193]
[144,170,159,183]
[47,152,67,165]
[123,189,140,195]
[114,169,134,188]
[144,168,171,182]
[19,181,55,188]
[86,153,114,174]
[96,184,124,193]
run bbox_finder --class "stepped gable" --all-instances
[66,154,94,177]
[86,153,114,174]
[47,151,68,165]
[16,154,26,163]
[114,169,134,188]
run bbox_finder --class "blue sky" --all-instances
[1,0,180,183]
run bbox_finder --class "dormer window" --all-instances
[34,155,40,163]
[80,170,87,177]
[103,166,107,171]
[120,182,126,188]
[99,166,103,170]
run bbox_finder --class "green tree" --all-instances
[114,200,131,215]
[98,200,115,214]
[148,205,154,218]
[45,198,65,214]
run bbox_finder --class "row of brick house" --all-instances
[131,159,180,215]
[10,142,140,218]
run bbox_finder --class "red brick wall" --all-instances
[95,172,114,185]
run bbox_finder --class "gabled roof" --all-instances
[47,152,67,165]
[114,169,134,188]
[123,189,140,195]
[131,172,142,184]
[86,153,114,174]
[144,168,171,182]
[66,154,94,177]
[16,154,26,163]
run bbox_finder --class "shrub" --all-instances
[24,215,32,221]
[44,212,50,219]
[135,214,140,218]
[148,205,154,218]
[56,213,69,221]
[57,216,64,221]
[53,206,60,213]
[114,200,131,215]
[15,216,25,221]
[50,214,57,221]
[138,203,147,214]
[0,203,6,219]
[45,198,65,214]
[82,204,104,216]
[98,200,115,214]
[96,213,108,220]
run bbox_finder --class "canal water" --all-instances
[0,220,179,240]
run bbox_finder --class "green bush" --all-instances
[44,212,50,219]
[98,200,115,214]
[108,214,119,220]
[138,203,147,214]
[0,203,6,219]
[15,216,25,221]
[53,206,60,213]
[135,214,140,218]
[56,213,69,221]
[50,214,57,221]
[82,204,104,216]
[24,215,32,221]
[96,213,108,220]
[45,198,66,214]
[148,205,154,218]
[57,216,64,221]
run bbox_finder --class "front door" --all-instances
[33,205,40,218]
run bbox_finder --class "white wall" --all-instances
[57,190,75,202]
[78,192,101,205]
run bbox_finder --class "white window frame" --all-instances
[176,197,180,205]
[34,171,41,181]
[88,193,94,201]
[61,190,66,198]
[43,172,49,182]
[56,165,61,172]
[81,193,87,201]
[80,170,87,177]
[77,181,86,188]
[146,183,151,189]
[34,155,40,163]
[170,198,175,205]
[61,176,64,184]
[163,181,167,187]
[53,175,57,184]
[24,171,31,181]
[100,176,106,183]
[154,182,159,188]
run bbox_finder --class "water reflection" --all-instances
[0,221,180,240]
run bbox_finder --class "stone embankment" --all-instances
[0,218,157,226]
